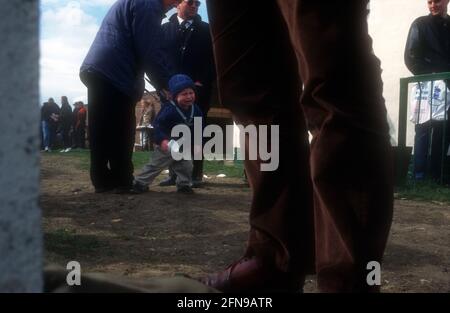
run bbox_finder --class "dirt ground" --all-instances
[40,152,450,293]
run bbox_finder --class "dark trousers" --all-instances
[47,122,58,149]
[414,120,447,181]
[86,75,136,190]
[73,126,86,149]
[193,86,211,182]
[207,0,393,292]
[61,126,72,149]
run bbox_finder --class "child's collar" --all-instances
[171,100,194,111]
[170,100,195,124]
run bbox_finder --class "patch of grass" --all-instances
[395,158,450,203]
[132,151,245,177]
[133,151,152,169]
[43,149,450,201]
[42,149,90,170]
[44,228,105,259]
[48,149,245,178]
[204,159,245,178]
[395,179,450,203]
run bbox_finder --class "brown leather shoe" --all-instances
[199,257,303,293]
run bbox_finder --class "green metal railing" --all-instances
[398,72,450,184]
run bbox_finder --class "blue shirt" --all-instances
[80,0,172,101]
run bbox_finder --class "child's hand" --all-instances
[160,139,169,153]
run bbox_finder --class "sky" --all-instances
[39,0,209,105]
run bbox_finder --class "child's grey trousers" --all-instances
[134,147,192,188]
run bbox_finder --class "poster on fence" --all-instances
[409,80,450,124]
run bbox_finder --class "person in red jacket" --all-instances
[72,102,87,149]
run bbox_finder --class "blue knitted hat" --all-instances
[168,74,196,99]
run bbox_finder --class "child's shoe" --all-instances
[177,186,194,194]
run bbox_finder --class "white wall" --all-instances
[369,0,427,146]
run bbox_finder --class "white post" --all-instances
[0,0,42,292]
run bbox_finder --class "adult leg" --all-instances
[79,126,86,149]
[444,118,450,184]
[192,88,212,185]
[429,120,444,181]
[276,0,393,292]
[414,122,430,180]
[204,0,314,292]
[42,121,50,149]
[48,123,58,150]
[63,126,71,149]
[86,76,114,191]
[71,128,77,149]
[107,91,136,189]
[192,160,204,186]
[73,128,80,148]
[196,85,212,117]
[61,127,67,150]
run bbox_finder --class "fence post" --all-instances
[0,1,42,292]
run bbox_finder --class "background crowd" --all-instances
[40,96,87,152]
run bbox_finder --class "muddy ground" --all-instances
[40,152,450,293]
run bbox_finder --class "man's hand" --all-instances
[50,113,59,122]
[160,139,169,153]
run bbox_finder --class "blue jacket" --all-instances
[153,102,203,145]
[80,0,172,101]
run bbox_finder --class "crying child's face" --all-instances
[176,88,196,109]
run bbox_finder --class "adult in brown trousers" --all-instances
[201,0,393,293]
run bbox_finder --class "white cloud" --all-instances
[81,0,116,6]
[42,0,59,4]
[42,0,115,8]
[40,0,159,105]
[40,1,100,104]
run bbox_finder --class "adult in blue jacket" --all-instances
[80,0,182,193]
